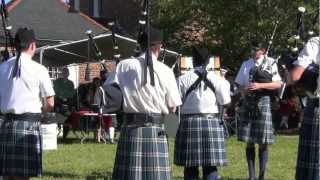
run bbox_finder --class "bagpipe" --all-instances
[0,0,15,62]
[136,0,155,86]
[84,27,124,114]
[249,21,279,90]
[279,6,319,97]
[84,22,122,81]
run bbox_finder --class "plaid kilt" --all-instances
[174,114,227,167]
[112,124,170,180]
[0,115,42,177]
[296,99,319,180]
[237,96,274,144]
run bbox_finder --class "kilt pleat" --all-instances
[0,119,42,177]
[237,96,274,144]
[174,114,227,167]
[296,99,319,180]
[112,125,170,180]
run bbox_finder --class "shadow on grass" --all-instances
[86,171,112,180]
[172,177,248,180]
[42,171,113,179]
[42,171,80,179]
[57,137,81,144]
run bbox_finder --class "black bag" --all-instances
[251,67,276,96]
[253,68,273,83]
[102,83,123,113]
[298,63,319,93]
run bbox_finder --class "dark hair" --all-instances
[251,41,267,51]
[137,27,163,51]
[14,28,36,51]
[192,46,210,67]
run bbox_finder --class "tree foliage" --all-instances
[151,0,319,73]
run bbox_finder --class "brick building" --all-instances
[68,0,142,35]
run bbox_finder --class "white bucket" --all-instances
[41,123,58,150]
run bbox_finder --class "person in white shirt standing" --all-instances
[174,46,231,180]
[289,36,319,180]
[109,27,182,180]
[0,28,55,180]
[235,42,282,180]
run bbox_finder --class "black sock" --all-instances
[246,146,256,179]
[203,166,218,180]
[184,166,199,180]
[259,147,268,180]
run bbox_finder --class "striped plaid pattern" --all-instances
[296,99,319,180]
[0,116,3,126]
[0,117,42,177]
[174,114,227,167]
[112,125,170,180]
[237,96,274,144]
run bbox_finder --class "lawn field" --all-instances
[34,135,298,180]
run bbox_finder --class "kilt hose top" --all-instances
[0,113,42,177]
[174,114,227,167]
[237,96,274,145]
[296,98,319,180]
[112,114,171,180]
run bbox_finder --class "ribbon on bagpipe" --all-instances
[0,0,15,62]
[135,0,155,86]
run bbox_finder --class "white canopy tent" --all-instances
[36,32,180,68]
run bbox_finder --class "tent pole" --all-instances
[76,65,80,110]
[40,48,44,64]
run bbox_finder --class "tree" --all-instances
[151,0,319,73]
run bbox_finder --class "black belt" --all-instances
[123,113,164,126]
[181,113,219,118]
[4,113,41,122]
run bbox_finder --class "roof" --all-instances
[0,0,180,67]
[0,0,108,46]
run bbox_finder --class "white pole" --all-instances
[40,48,44,64]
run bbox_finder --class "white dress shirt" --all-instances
[178,67,231,114]
[107,53,182,114]
[293,36,320,97]
[235,56,281,87]
[0,53,55,114]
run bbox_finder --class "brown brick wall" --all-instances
[78,61,115,83]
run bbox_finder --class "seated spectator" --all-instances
[53,67,75,116]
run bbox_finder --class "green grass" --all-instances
[33,135,298,180]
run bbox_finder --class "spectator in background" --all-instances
[279,87,295,129]
[53,67,75,115]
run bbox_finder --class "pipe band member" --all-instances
[108,27,182,180]
[174,46,231,180]
[0,27,55,180]
[290,36,319,180]
[235,41,282,180]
